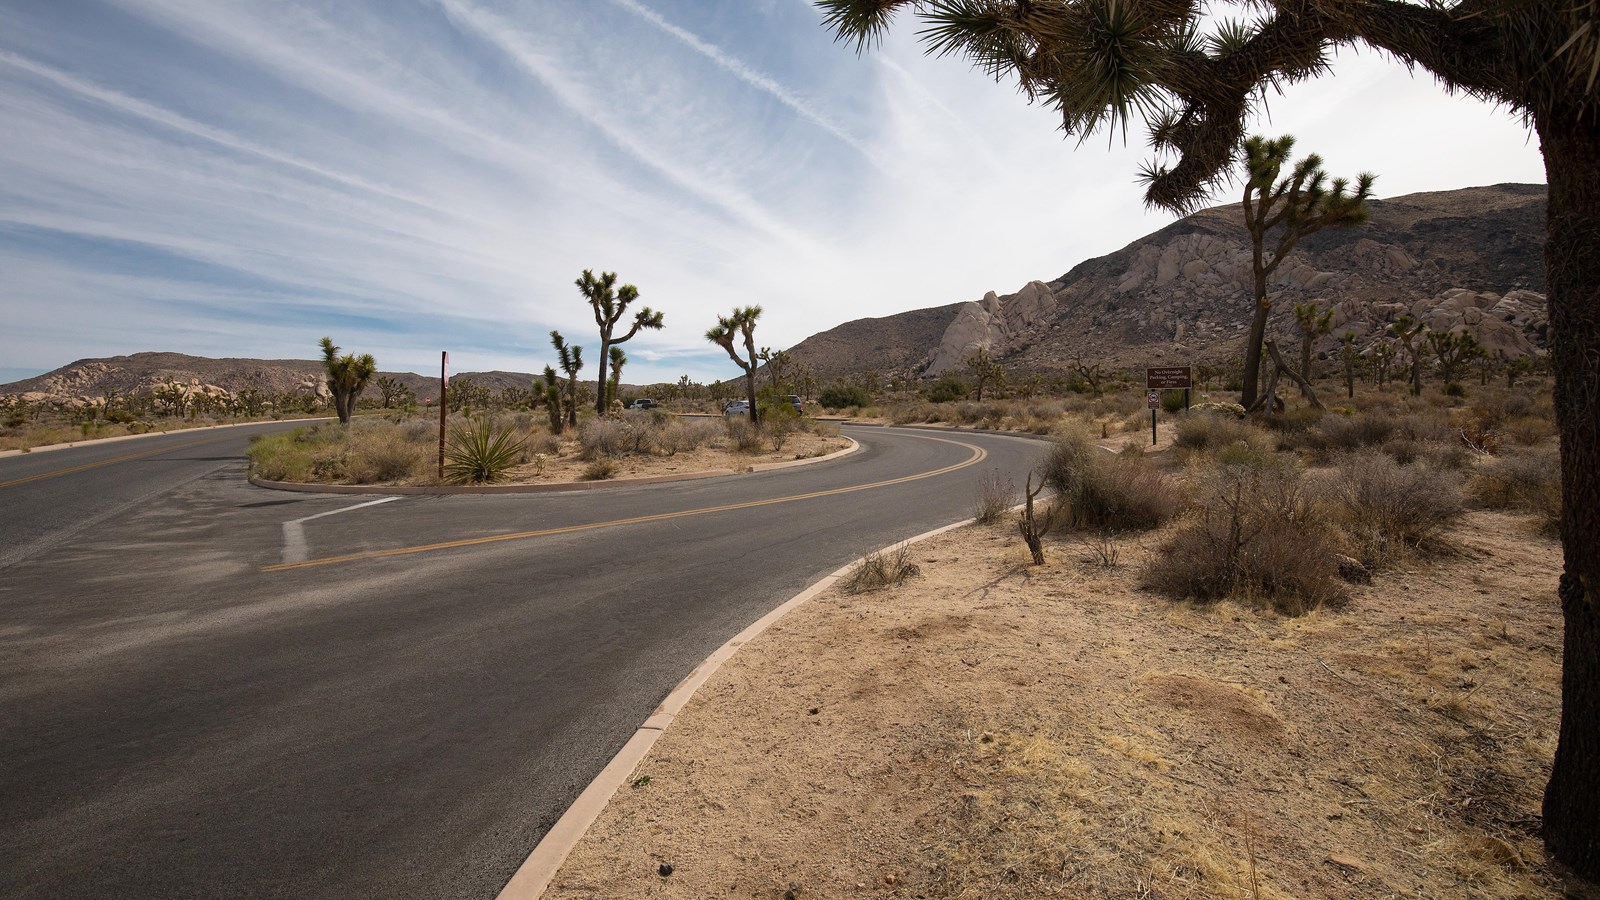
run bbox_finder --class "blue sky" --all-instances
[0,0,1546,386]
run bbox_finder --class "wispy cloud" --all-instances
[0,0,1546,386]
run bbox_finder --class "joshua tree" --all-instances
[1372,339,1397,391]
[965,347,1004,401]
[1339,333,1359,400]
[1427,329,1486,388]
[550,330,583,429]
[541,365,564,434]
[376,375,412,410]
[706,306,762,425]
[1507,355,1537,389]
[607,346,627,408]
[318,336,376,425]
[817,2,1600,869]
[575,269,663,415]
[1391,316,1428,397]
[1293,302,1336,389]
[1237,138,1373,408]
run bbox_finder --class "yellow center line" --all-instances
[0,435,229,489]
[262,437,988,573]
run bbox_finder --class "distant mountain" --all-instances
[784,183,1548,382]
[0,352,542,405]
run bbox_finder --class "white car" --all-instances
[724,400,751,416]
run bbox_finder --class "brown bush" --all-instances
[1330,450,1463,568]
[1142,461,1346,615]
[1468,446,1561,535]
[1042,429,1183,532]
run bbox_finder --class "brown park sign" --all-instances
[1146,366,1193,389]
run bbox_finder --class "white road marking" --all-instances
[280,497,402,565]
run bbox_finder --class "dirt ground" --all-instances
[548,509,1575,898]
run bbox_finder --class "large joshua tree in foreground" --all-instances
[318,336,376,426]
[575,269,663,414]
[818,0,1600,877]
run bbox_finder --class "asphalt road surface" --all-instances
[0,422,1048,899]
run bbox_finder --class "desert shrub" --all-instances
[1173,412,1273,456]
[582,458,618,480]
[444,419,525,484]
[345,427,429,482]
[1142,460,1346,615]
[579,419,633,460]
[1502,415,1556,446]
[1160,390,1187,414]
[927,375,969,403]
[843,544,919,593]
[1329,450,1463,567]
[1468,446,1561,532]
[1314,410,1395,453]
[724,416,765,453]
[657,419,718,455]
[1191,401,1245,416]
[1042,429,1183,531]
[819,383,872,410]
[400,419,437,444]
[530,433,563,456]
[973,470,1018,524]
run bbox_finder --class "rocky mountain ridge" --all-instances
[787,183,1548,383]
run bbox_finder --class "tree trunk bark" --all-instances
[744,370,759,426]
[595,336,611,415]
[1537,111,1600,883]
[1240,269,1270,409]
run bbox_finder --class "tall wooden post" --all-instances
[438,351,448,480]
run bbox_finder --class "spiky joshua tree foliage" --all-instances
[575,269,663,414]
[550,330,583,429]
[706,306,763,425]
[318,336,376,426]
[817,0,1600,875]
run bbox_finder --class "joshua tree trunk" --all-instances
[1241,269,1270,410]
[1538,110,1600,879]
[743,370,759,426]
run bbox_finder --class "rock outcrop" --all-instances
[925,280,1058,375]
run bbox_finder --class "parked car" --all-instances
[783,394,803,412]
[627,398,660,410]
[724,400,751,416]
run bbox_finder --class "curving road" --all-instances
[0,423,1048,899]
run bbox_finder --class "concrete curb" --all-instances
[0,416,336,458]
[248,438,859,496]
[494,514,980,900]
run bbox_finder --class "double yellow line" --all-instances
[0,435,226,489]
[263,437,988,573]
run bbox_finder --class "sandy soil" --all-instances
[548,509,1575,898]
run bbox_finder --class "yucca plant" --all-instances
[443,418,525,485]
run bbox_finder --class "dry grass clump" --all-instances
[973,470,1018,524]
[723,416,766,453]
[843,544,920,594]
[1326,451,1464,568]
[1143,459,1347,616]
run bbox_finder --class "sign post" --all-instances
[438,351,449,480]
[1145,366,1193,447]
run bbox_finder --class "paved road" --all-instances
[0,424,1048,899]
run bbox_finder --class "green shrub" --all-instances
[1160,390,1187,414]
[926,375,969,403]
[444,419,526,484]
[819,383,873,410]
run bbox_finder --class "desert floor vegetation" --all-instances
[245,410,848,486]
[550,508,1565,898]
[0,408,327,453]
[549,375,1569,897]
